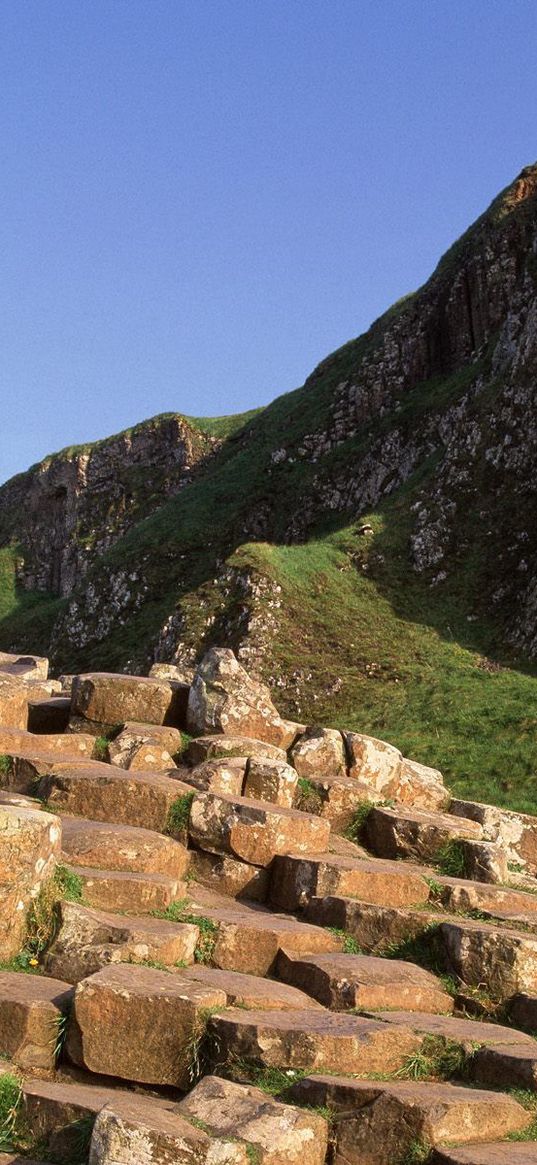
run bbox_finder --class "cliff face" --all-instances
[1,164,537,685]
[0,414,217,597]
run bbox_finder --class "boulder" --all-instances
[0,652,48,680]
[343,731,403,793]
[60,816,190,878]
[108,721,184,770]
[187,734,288,766]
[290,727,347,778]
[183,758,247,797]
[0,971,72,1070]
[243,759,298,808]
[179,1075,328,1165]
[395,757,450,811]
[66,963,227,1086]
[89,1093,247,1165]
[70,672,186,734]
[364,805,482,862]
[0,804,61,958]
[189,792,330,867]
[44,900,199,981]
[186,649,297,748]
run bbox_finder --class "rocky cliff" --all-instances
[1,164,536,795]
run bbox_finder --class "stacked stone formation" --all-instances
[0,646,536,1165]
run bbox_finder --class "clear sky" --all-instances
[1,0,536,483]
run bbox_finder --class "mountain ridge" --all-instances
[1,162,536,808]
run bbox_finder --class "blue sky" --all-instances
[1,0,536,482]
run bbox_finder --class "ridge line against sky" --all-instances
[1,0,536,484]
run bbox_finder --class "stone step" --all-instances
[20,1076,136,1163]
[450,797,537,873]
[69,671,187,735]
[189,792,331,866]
[66,963,227,1087]
[27,697,71,735]
[432,1147,537,1164]
[0,971,73,1071]
[304,894,440,952]
[176,893,343,975]
[0,727,96,761]
[435,875,537,916]
[208,1006,422,1077]
[294,772,384,832]
[67,864,187,913]
[372,1009,537,1089]
[305,894,537,999]
[181,757,247,797]
[275,950,454,1013]
[364,805,483,861]
[180,965,325,1010]
[289,1075,530,1164]
[36,766,194,834]
[44,900,199,981]
[178,1075,328,1165]
[189,848,270,901]
[243,758,299,808]
[0,752,117,795]
[186,734,288,766]
[269,852,431,912]
[60,816,190,878]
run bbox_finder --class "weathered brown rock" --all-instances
[68,864,187,913]
[186,648,297,748]
[189,849,270,901]
[395,757,450,811]
[179,897,341,975]
[0,727,95,760]
[509,992,537,1032]
[37,766,194,834]
[184,757,247,796]
[304,896,439,953]
[0,971,73,1070]
[275,950,453,1012]
[436,876,537,917]
[186,734,288,766]
[108,721,184,769]
[60,816,190,878]
[0,652,49,680]
[457,838,509,884]
[209,1007,421,1076]
[269,852,430,912]
[89,1092,248,1165]
[243,759,298,808]
[70,672,186,734]
[343,731,403,793]
[290,727,346,778]
[0,678,60,731]
[289,1076,530,1164]
[472,1040,537,1090]
[451,798,537,873]
[189,792,330,867]
[0,805,61,958]
[294,773,382,832]
[439,918,537,999]
[179,1075,329,1165]
[181,966,324,1010]
[44,901,198,981]
[21,1077,135,1163]
[432,1146,537,1165]
[66,963,227,1086]
[365,805,482,862]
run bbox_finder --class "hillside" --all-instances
[1,164,537,809]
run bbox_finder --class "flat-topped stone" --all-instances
[439,916,537,998]
[289,1076,530,1164]
[178,1075,329,1165]
[209,1007,422,1077]
[44,900,199,981]
[70,671,187,734]
[89,1092,249,1165]
[177,895,342,975]
[269,852,430,911]
[67,864,187,913]
[373,1009,536,1049]
[0,971,73,1070]
[243,758,298,808]
[0,727,95,760]
[304,896,440,952]
[66,963,227,1086]
[60,816,190,877]
[432,1147,537,1165]
[189,792,330,867]
[21,1076,136,1162]
[181,965,324,1010]
[37,766,194,834]
[0,652,48,679]
[275,950,454,1013]
[190,849,270,901]
[186,735,288,766]
[365,805,482,862]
